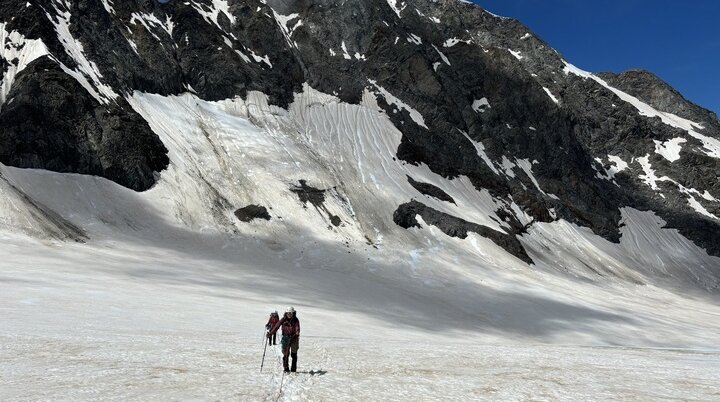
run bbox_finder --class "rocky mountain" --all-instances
[1,0,719,287]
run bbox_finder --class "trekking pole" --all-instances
[275,370,286,402]
[260,336,269,373]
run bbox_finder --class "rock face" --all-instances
[1,0,719,259]
[234,205,271,222]
[394,200,531,263]
[290,180,342,227]
[0,59,169,191]
[599,70,720,129]
[407,176,456,204]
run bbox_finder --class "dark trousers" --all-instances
[281,336,299,372]
[267,333,276,345]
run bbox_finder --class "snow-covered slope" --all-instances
[2,0,720,399]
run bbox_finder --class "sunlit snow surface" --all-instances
[2,86,720,400]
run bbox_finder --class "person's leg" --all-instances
[282,346,290,372]
[290,337,299,372]
[281,336,290,372]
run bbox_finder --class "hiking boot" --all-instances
[283,354,290,373]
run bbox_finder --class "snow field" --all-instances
[2,234,720,401]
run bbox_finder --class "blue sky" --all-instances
[474,0,720,116]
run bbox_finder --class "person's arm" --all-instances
[270,317,285,335]
[295,319,300,337]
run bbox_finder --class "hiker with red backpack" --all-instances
[269,306,301,372]
[265,311,279,346]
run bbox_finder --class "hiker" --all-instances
[265,311,279,346]
[269,306,300,372]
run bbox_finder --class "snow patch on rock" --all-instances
[654,138,686,162]
[543,87,559,104]
[407,34,422,45]
[471,97,490,113]
[130,12,174,40]
[191,0,236,31]
[508,49,523,60]
[100,0,114,13]
[460,130,498,175]
[431,45,450,66]
[0,22,49,107]
[46,3,119,104]
[386,0,406,18]
[368,80,428,129]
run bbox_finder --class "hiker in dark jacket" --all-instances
[270,306,300,372]
[265,311,279,346]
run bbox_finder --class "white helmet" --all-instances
[286,306,296,313]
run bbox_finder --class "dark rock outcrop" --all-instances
[407,176,456,204]
[234,205,271,222]
[291,180,342,226]
[394,200,531,263]
[0,58,168,191]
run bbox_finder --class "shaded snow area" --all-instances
[2,86,720,400]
